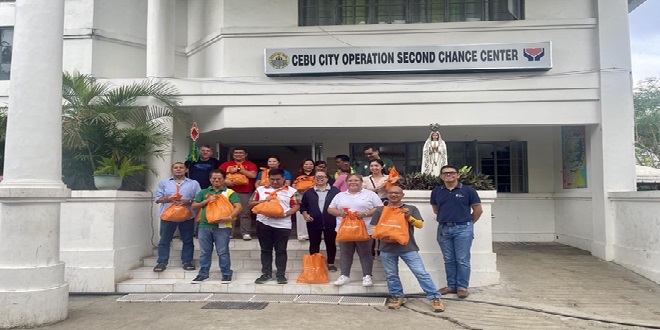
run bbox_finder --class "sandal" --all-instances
[153,263,166,272]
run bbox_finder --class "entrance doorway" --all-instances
[218,144,314,238]
[219,145,313,175]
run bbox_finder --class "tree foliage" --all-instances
[634,77,660,168]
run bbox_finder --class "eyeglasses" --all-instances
[387,192,402,195]
[441,172,458,176]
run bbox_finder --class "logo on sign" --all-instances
[523,48,545,61]
[269,52,289,69]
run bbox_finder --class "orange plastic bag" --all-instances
[385,166,400,190]
[251,188,285,218]
[205,194,235,224]
[336,208,370,242]
[296,253,329,284]
[161,184,193,221]
[372,206,410,245]
[294,175,315,193]
[226,165,249,186]
[258,167,270,186]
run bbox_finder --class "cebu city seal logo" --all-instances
[269,52,289,69]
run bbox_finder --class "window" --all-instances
[447,140,528,192]
[0,28,12,80]
[299,0,523,26]
[351,140,528,192]
[350,142,416,173]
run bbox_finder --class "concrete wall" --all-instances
[610,192,660,284]
[60,191,153,292]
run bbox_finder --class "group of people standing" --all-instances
[152,144,482,313]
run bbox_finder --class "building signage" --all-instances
[265,42,551,76]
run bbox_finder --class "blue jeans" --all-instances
[157,219,194,265]
[381,251,441,299]
[198,227,232,277]
[437,222,474,289]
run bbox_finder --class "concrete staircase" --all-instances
[116,238,389,295]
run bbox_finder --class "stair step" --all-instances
[131,266,386,281]
[122,238,390,295]
[168,239,325,251]
[117,278,389,295]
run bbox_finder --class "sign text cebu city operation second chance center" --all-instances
[265,42,551,76]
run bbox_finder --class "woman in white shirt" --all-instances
[328,174,383,287]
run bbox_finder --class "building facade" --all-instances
[0,0,656,286]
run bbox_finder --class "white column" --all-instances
[147,0,176,78]
[145,0,176,188]
[590,0,637,260]
[145,0,176,238]
[0,0,69,328]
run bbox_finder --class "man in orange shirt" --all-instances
[219,147,258,240]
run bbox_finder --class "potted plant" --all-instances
[61,70,182,190]
[398,166,495,190]
[93,157,147,190]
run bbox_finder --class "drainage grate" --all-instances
[207,293,255,302]
[250,294,298,303]
[116,293,170,302]
[161,293,212,302]
[339,296,386,306]
[295,295,342,304]
[202,301,268,310]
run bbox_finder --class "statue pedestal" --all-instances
[400,190,500,291]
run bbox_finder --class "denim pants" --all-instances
[380,250,441,299]
[198,227,232,277]
[157,219,194,265]
[256,222,291,277]
[437,222,474,289]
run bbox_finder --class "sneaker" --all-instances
[437,287,457,295]
[362,275,373,287]
[457,288,470,298]
[298,236,309,242]
[242,234,252,241]
[276,275,288,284]
[183,262,196,271]
[328,265,338,272]
[254,274,272,284]
[431,298,445,312]
[191,275,209,283]
[387,296,405,309]
[221,275,232,284]
[333,275,350,286]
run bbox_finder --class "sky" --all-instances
[629,0,660,83]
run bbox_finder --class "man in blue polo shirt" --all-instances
[430,165,483,299]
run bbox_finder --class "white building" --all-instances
[0,1,658,325]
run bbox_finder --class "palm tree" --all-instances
[61,71,182,189]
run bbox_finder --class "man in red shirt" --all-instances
[219,147,258,240]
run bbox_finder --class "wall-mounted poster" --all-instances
[562,126,587,189]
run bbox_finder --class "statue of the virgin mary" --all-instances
[421,123,447,176]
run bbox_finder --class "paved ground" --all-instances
[28,243,660,330]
